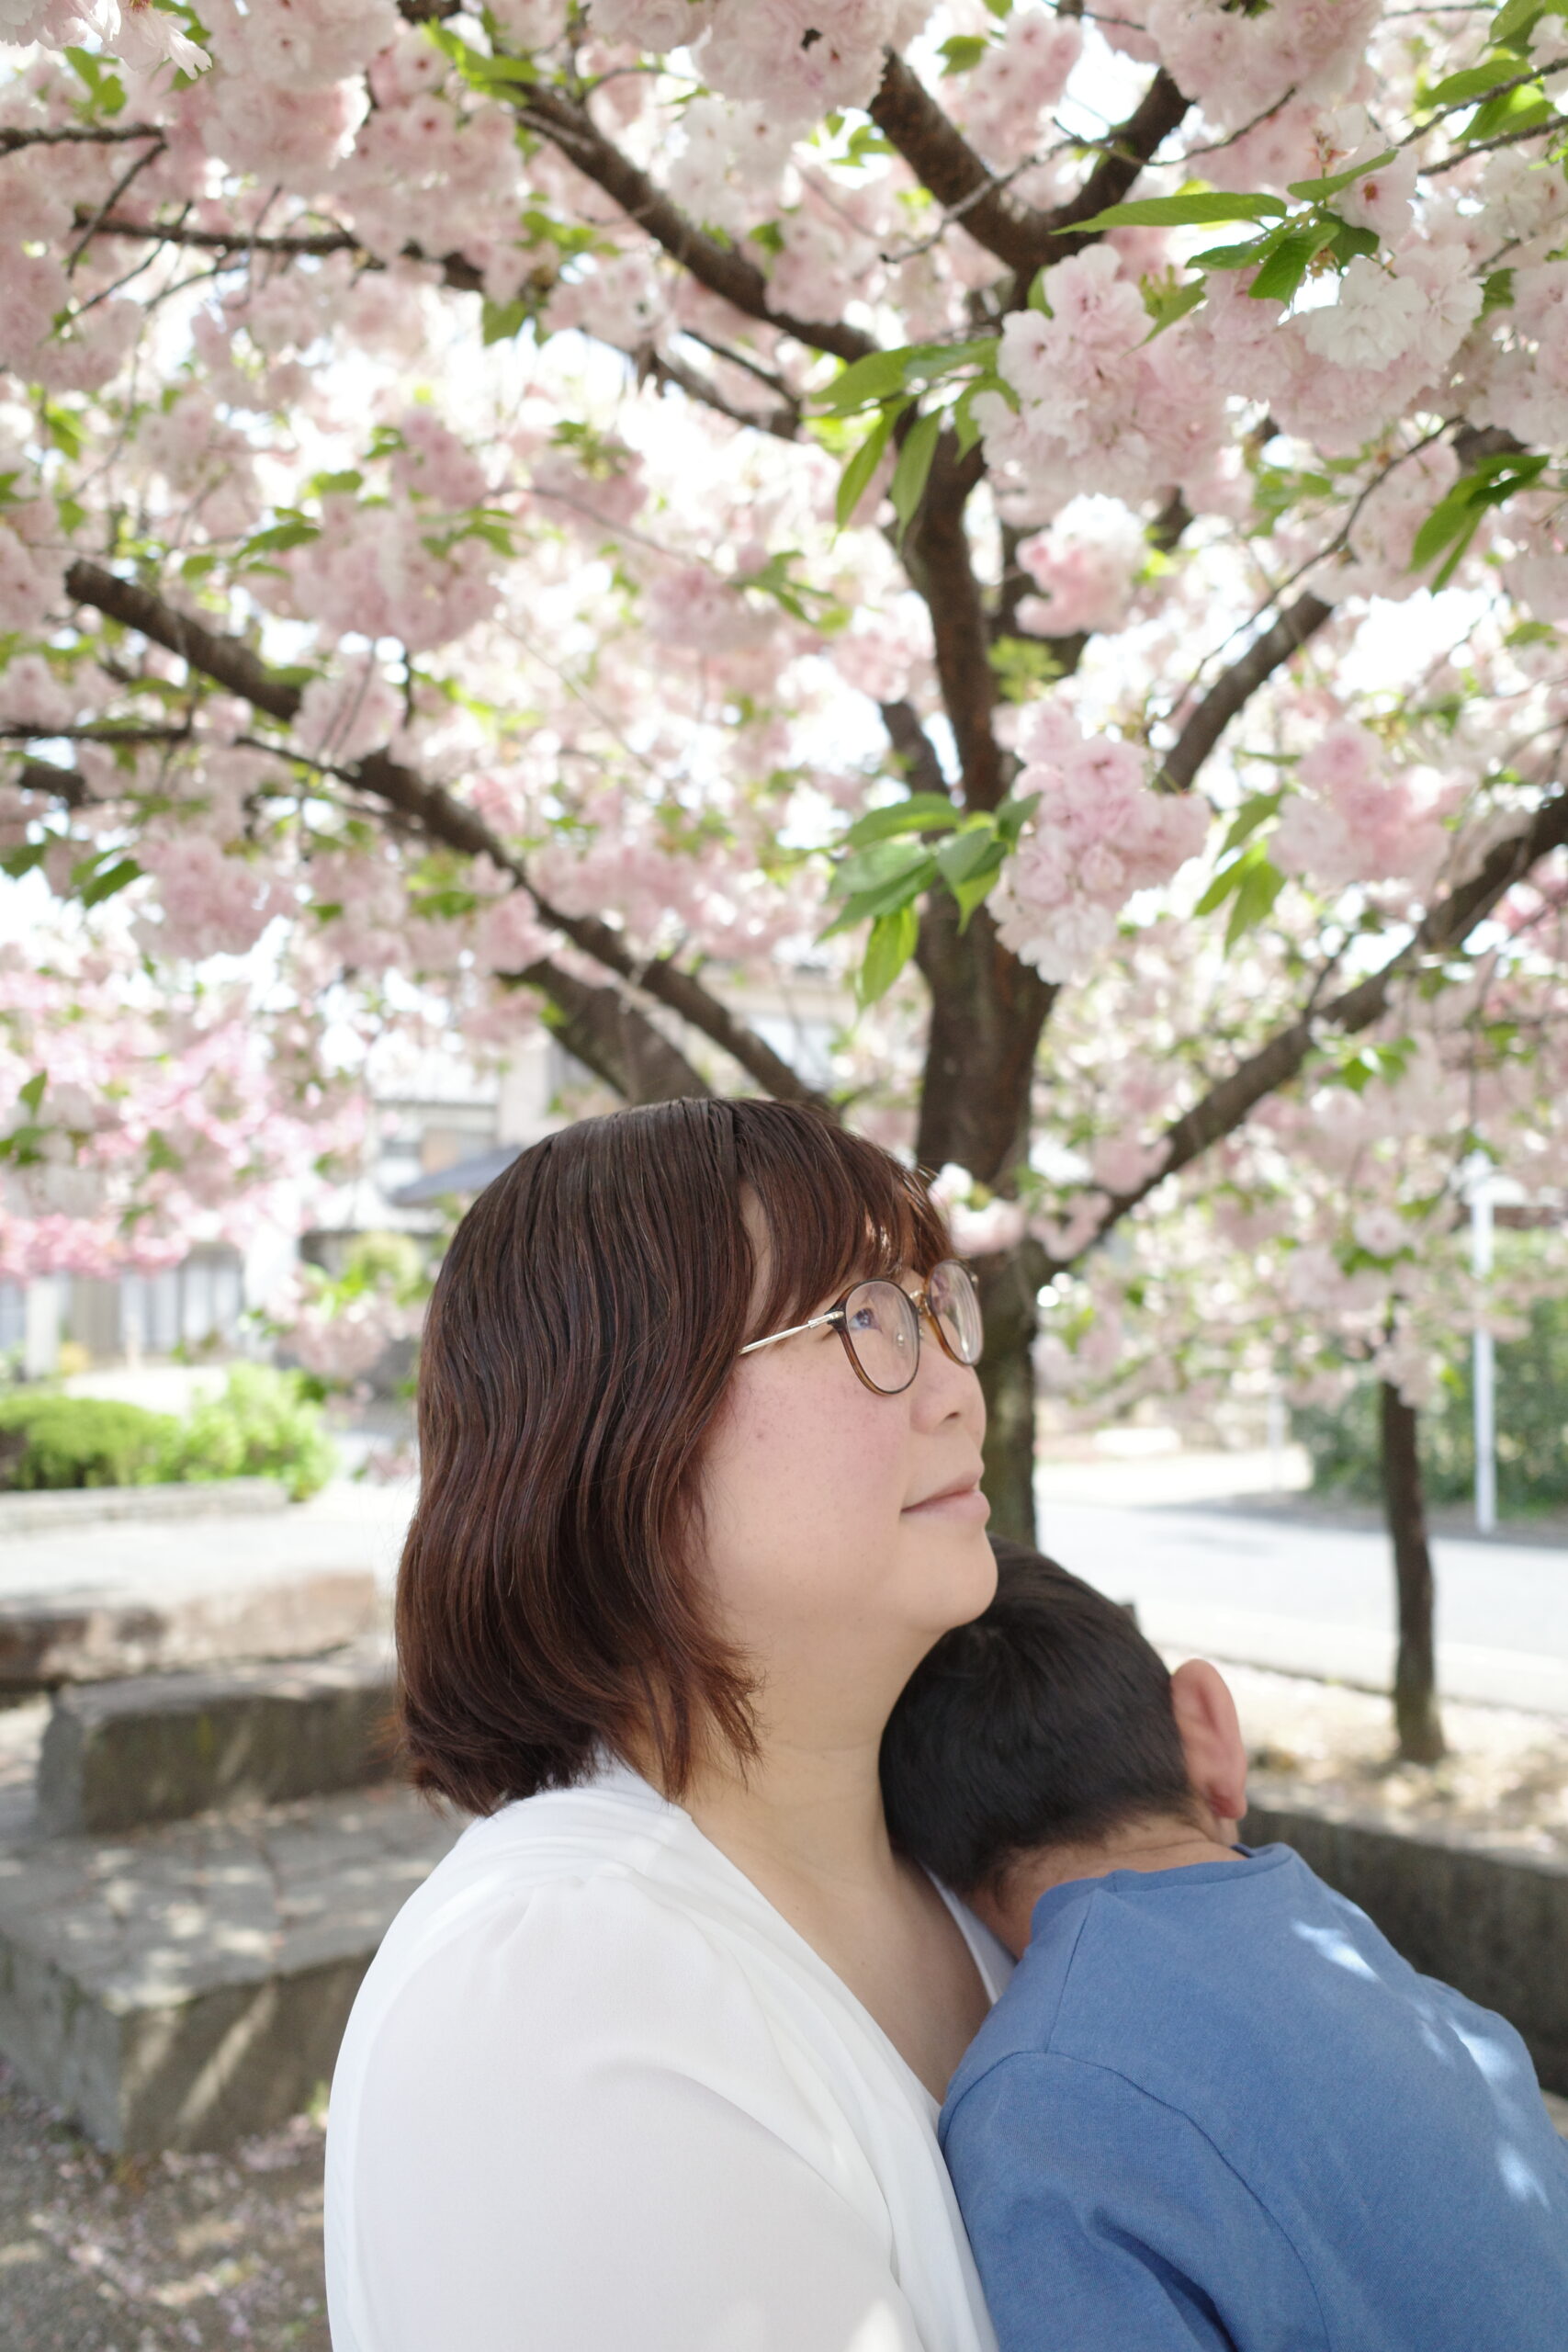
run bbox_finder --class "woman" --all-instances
[324,1097,1012,2351]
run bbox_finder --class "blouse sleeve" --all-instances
[335,1871,931,2352]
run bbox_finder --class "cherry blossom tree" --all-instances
[6,0,1568,1540]
[1032,906,1568,1755]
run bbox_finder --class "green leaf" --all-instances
[42,402,84,460]
[818,348,916,415]
[995,789,1040,848]
[1075,190,1287,233]
[939,32,988,71]
[1482,266,1517,315]
[18,1072,46,1115]
[1410,451,1551,581]
[0,842,47,879]
[1224,849,1286,946]
[306,469,364,497]
[1141,274,1207,340]
[833,835,936,899]
[481,297,528,345]
[77,854,141,909]
[820,846,938,936]
[934,828,1006,928]
[835,404,897,528]
[898,335,999,384]
[1286,148,1399,201]
[1467,80,1554,141]
[858,903,919,1004]
[1426,58,1521,107]
[1219,789,1283,856]
[243,517,321,557]
[1195,837,1280,922]
[1327,219,1382,266]
[1247,219,1338,303]
[1494,0,1546,46]
[1189,231,1281,272]
[889,411,941,536]
[843,793,960,848]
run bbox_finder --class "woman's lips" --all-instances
[903,1478,989,1521]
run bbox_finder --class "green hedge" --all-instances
[0,1395,179,1490]
[1293,1291,1568,1518]
[0,1366,336,1501]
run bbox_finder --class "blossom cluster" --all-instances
[987,704,1210,983]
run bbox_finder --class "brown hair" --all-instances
[398,1097,950,1815]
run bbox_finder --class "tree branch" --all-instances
[1057,784,1568,1269]
[905,436,1006,809]
[879,699,950,800]
[640,344,799,440]
[517,965,713,1104]
[868,53,1054,276]
[514,85,876,364]
[0,121,164,154]
[79,212,488,295]
[1158,592,1335,793]
[1041,69,1190,251]
[61,559,820,1104]
[13,761,89,807]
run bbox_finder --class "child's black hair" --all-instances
[880,1536,1196,1896]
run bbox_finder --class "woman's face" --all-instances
[695,1261,997,1735]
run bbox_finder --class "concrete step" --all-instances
[0,1783,464,2151]
[0,1544,381,1692]
[0,1480,290,1535]
[37,1641,397,1836]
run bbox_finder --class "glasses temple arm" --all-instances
[738,1312,839,1357]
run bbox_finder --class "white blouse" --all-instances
[324,1758,1010,2352]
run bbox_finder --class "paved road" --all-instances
[1037,1490,1568,1713]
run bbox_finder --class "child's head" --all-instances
[881,1538,1248,1948]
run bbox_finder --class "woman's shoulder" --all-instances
[340,1760,785,2056]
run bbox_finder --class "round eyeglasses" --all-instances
[738,1259,983,1396]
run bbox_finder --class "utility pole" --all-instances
[1468,1154,1496,1536]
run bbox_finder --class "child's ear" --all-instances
[1168,1660,1248,1832]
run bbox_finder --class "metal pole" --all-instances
[1471,1169,1496,1535]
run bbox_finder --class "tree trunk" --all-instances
[916,896,1056,1544]
[1379,1380,1447,1764]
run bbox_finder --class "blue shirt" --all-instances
[940,1845,1568,2351]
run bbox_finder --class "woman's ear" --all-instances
[1168,1659,1248,1833]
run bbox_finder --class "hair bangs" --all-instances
[733,1107,951,1348]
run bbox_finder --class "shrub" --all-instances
[1293,1290,1568,1519]
[159,1364,338,1501]
[0,1366,337,1500]
[0,1395,180,1489]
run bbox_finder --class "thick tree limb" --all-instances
[868,54,1054,276]
[903,437,1007,809]
[1048,784,1568,1272]
[518,965,713,1105]
[62,560,819,1104]
[1159,592,1335,793]
[879,700,950,801]
[15,761,89,807]
[869,56,1189,286]
[514,85,875,365]
[1043,70,1190,251]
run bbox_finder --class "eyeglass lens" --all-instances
[929,1259,984,1366]
[842,1281,919,1394]
[841,1261,983,1395]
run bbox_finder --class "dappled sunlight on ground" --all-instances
[1176,1655,1568,1860]
[0,2061,329,2351]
